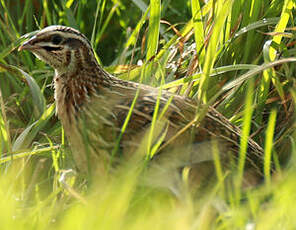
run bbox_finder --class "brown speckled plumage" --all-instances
[19,25,264,178]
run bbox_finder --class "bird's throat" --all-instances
[54,70,93,121]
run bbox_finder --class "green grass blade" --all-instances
[42,0,52,26]
[17,68,46,118]
[0,89,11,154]
[147,62,167,158]
[124,7,150,49]
[12,103,55,151]
[90,0,101,46]
[0,0,18,36]
[191,0,205,61]
[232,18,279,40]
[236,78,254,201]
[222,58,296,91]
[269,0,294,61]
[62,3,78,29]
[162,64,258,90]
[147,86,162,157]
[95,3,118,49]
[110,68,143,161]
[0,146,59,164]
[241,0,262,63]
[198,0,233,103]
[0,62,45,118]
[264,109,277,186]
[0,36,28,61]
[145,0,161,81]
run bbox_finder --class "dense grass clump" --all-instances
[0,0,296,229]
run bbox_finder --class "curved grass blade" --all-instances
[162,64,258,90]
[0,63,45,118]
[12,103,55,151]
[0,145,59,164]
[222,58,296,91]
[232,17,279,40]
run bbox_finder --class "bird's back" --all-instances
[63,77,264,176]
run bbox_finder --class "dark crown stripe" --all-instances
[51,26,92,48]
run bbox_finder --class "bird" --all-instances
[19,25,264,181]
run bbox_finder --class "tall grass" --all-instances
[0,0,295,229]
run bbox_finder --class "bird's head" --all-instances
[19,25,98,74]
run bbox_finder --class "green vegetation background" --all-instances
[0,0,296,229]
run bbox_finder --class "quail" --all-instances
[19,25,264,178]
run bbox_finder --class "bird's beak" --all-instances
[18,35,39,51]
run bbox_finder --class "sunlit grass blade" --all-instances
[255,40,273,126]
[236,78,254,202]
[121,19,194,82]
[0,1,296,229]
[162,64,258,90]
[222,58,296,91]
[191,0,205,62]
[264,109,277,186]
[0,146,59,164]
[110,67,143,161]
[144,0,161,82]
[42,0,52,26]
[212,139,225,197]
[232,18,280,39]
[269,0,294,61]
[198,0,233,103]
[146,86,162,157]
[147,63,170,158]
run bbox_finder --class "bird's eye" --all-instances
[51,34,62,45]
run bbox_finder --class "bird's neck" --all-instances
[55,47,98,74]
[54,45,116,85]
[53,58,114,119]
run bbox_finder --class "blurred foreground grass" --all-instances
[0,0,296,229]
[2,154,296,229]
